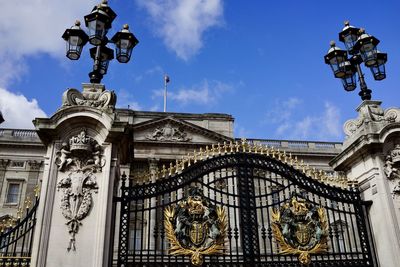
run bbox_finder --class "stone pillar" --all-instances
[30,84,131,267]
[0,159,9,195]
[27,160,42,195]
[331,100,400,267]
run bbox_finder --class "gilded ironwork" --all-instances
[116,151,376,267]
[271,195,329,265]
[164,187,227,266]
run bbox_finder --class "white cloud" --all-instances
[153,80,232,106]
[136,0,224,60]
[0,87,47,129]
[0,0,98,86]
[267,99,342,140]
[116,89,143,110]
[266,97,302,124]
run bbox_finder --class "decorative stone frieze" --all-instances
[344,101,400,138]
[146,123,191,142]
[61,83,116,110]
[55,129,105,251]
[28,160,42,171]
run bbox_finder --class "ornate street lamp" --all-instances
[324,21,387,100]
[62,0,139,84]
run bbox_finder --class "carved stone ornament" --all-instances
[61,83,116,110]
[344,101,400,137]
[384,144,400,196]
[146,123,191,142]
[0,159,9,170]
[271,195,329,266]
[55,129,105,251]
[28,160,42,170]
[164,187,227,266]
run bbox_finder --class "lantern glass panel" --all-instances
[328,55,347,78]
[360,43,378,67]
[341,73,357,91]
[66,36,83,60]
[343,33,358,52]
[370,63,386,81]
[88,19,107,45]
[99,60,110,75]
[116,39,133,63]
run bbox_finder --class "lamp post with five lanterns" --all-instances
[324,21,387,100]
[62,0,139,84]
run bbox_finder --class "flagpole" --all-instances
[164,75,170,112]
[164,76,167,112]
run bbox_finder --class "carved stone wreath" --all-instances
[56,129,105,251]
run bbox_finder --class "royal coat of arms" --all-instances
[271,195,329,265]
[164,187,227,266]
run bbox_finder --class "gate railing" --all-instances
[114,140,378,267]
[0,192,39,267]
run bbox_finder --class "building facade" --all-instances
[0,83,399,267]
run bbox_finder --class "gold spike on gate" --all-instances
[218,143,222,155]
[193,150,198,163]
[205,146,210,158]
[187,154,191,167]
[223,141,228,154]
[175,159,179,173]
[241,138,247,152]
[300,160,305,173]
[162,164,167,177]
[235,141,240,152]
[199,148,204,161]
[211,144,216,156]
[169,162,174,176]
[229,141,234,153]
[271,147,275,158]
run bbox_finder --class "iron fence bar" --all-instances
[236,161,260,265]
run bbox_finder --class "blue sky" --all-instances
[0,0,399,142]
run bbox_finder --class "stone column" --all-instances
[27,160,42,195]
[30,84,131,267]
[0,159,9,196]
[331,100,400,267]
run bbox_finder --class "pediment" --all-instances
[132,116,232,144]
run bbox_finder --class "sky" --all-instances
[0,0,399,142]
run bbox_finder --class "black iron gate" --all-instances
[115,150,377,267]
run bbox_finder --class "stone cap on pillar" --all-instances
[61,83,117,111]
[331,100,400,170]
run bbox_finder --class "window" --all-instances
[5,183,20,204]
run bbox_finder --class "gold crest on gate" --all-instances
[164,187,227,266]
[271,195,329,266]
